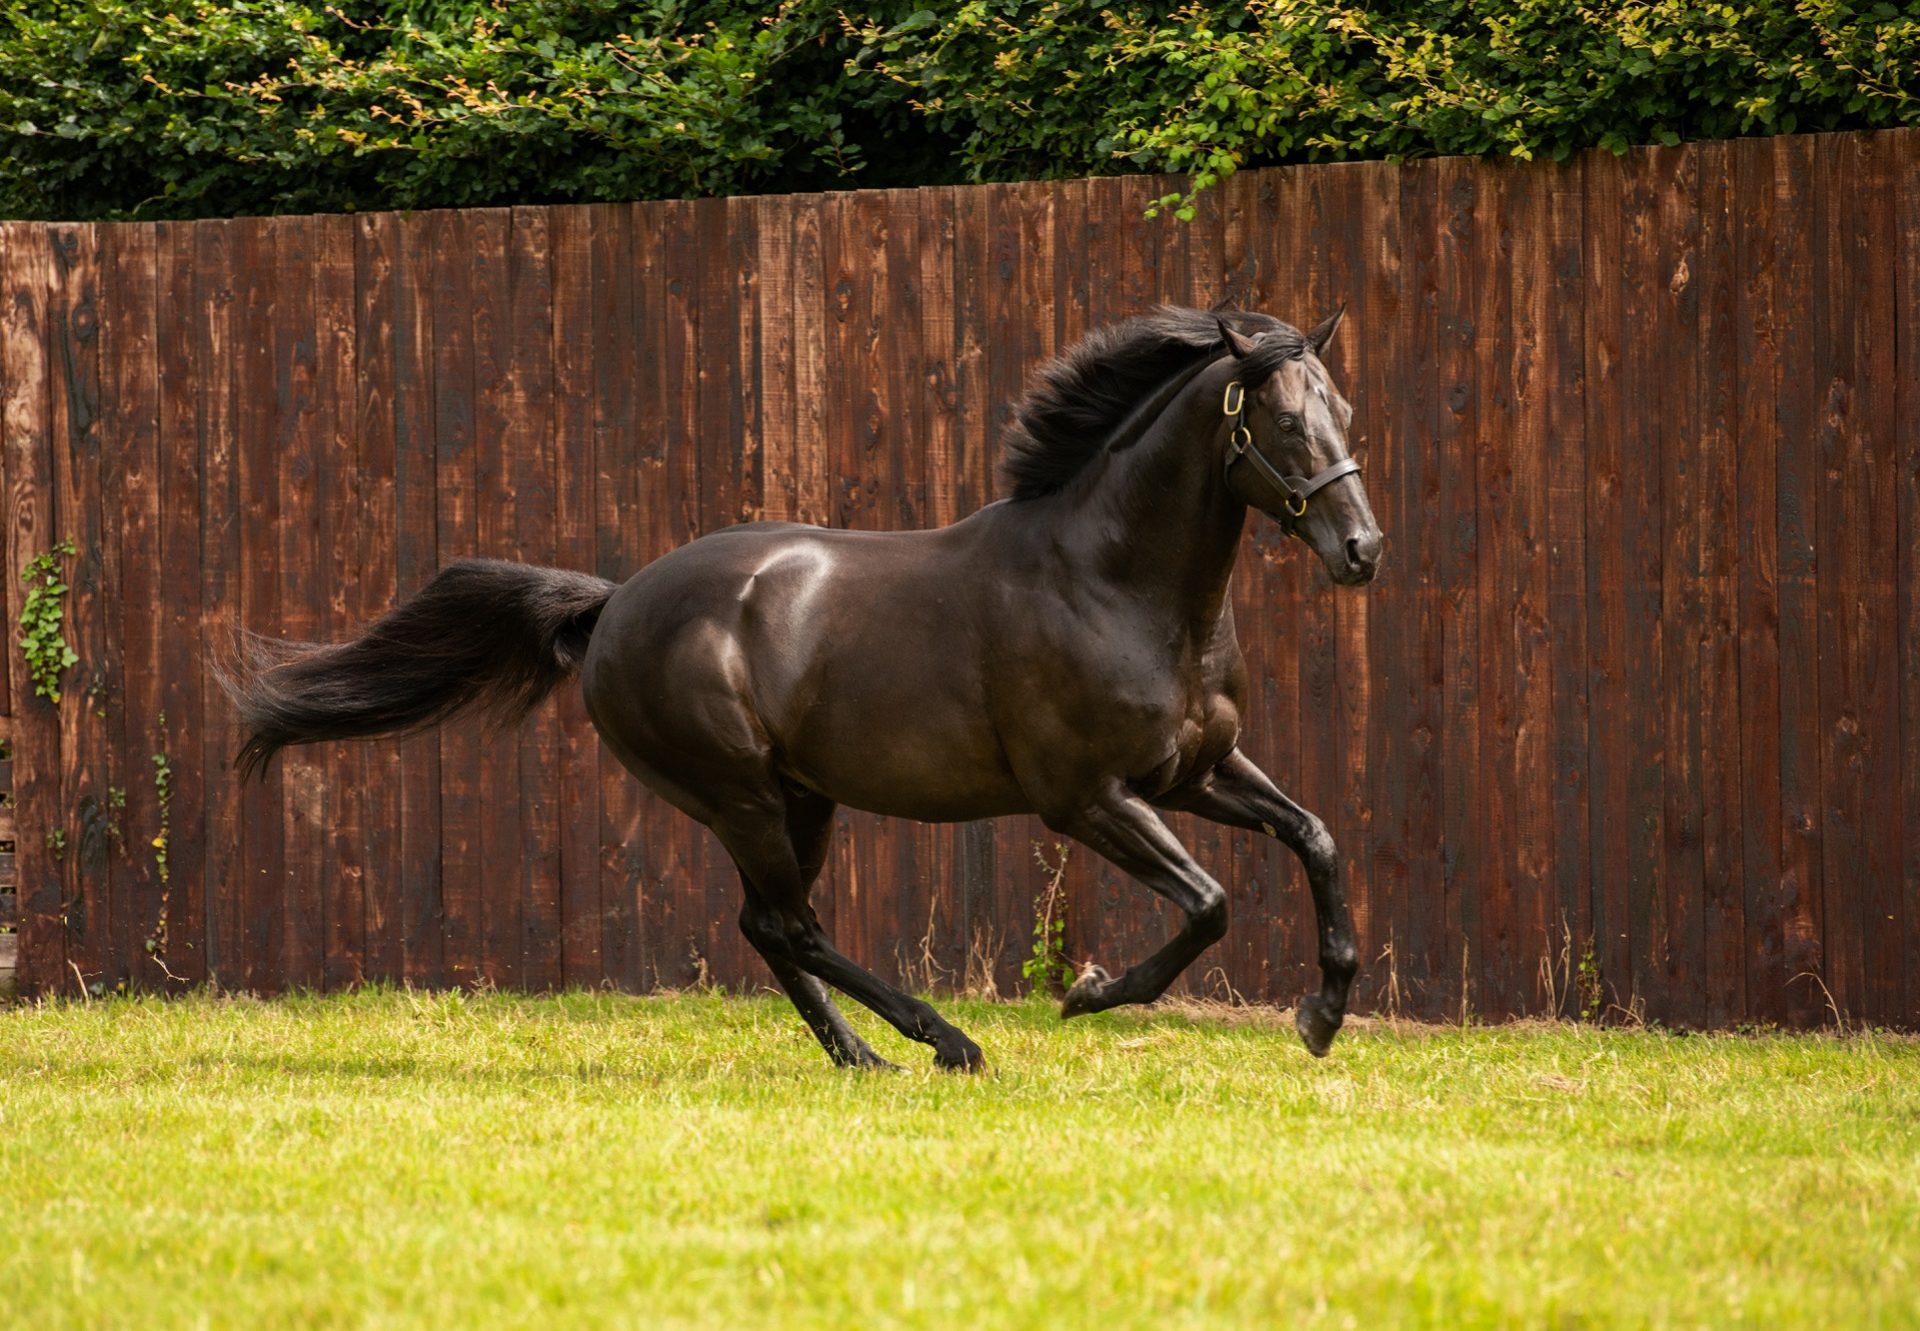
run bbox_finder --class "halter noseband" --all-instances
[1221,378,1362,533]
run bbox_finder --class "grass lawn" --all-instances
[2,989,1916,1329]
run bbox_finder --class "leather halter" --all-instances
[1221,378,1362,533]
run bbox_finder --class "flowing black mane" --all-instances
[998,305,1301,500]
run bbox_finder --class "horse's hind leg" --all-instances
[718,791,985,1072]
[734,790,896,1070]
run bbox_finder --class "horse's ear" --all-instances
[1305,303,1346,354]
[1216,315,1259,360]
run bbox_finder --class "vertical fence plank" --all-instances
[393,211,443,990]
[433,210,483,988]
[233,217,285,991]
[1434,157,1482,1020]
[1855,134,1904,1030]
[1474,160,1520,1020]
[470,208,522,991]
[197,220,244,991]
[48,223,109,996]
[1,224,64,996]
[1731,137,1789,1026]
[591,201,643,990]
[1694,142,1746,1027]
[272,215,325,992]
[508,206,562,992]
[1654,144,1705,1028]
[1504,161,1556,1016]
[1386,161,1446,1013]
[647,197,702,987]
[1896,128,1920,1027]
[1582,151,1632,1016]
[549,204,601,988]
[1542,160,1592,1017]
[101,224,158,992]
[314,214,363,992]
[155,220,206,990]
[354,212,402,985]
[1620,150,1670,1021]
[1813,134,1901,1025]
[1772,135,1827,1026]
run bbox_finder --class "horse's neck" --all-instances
[1059,363,1248,638]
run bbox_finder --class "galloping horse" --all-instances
[230,305,1385,1070]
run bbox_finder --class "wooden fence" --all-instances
[3,129,1916,1028]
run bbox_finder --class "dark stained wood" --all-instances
[1474,160,1522,1019]
[270,215,326,993]
[644,198,703,988]
[1771,136,1827,1026]
[433,209,484,989]
[195,219,245,991]
[102,223,158,994]
[1502,160,1556,1017]
[354,213,402,986]
[1581,150,1631,1019]
[1653,144,1706,1028]
[1542,159,1591,1017]
[1813,134,1901,1025]
[1694,142,1746,1027]
[1895,128,1920,1027]
[1729,137,1790,1026]
[233,217,285,992]
[48,222,109,997]
[2,223,66,996]
[152,220,206,992]
[1434,157,1481,1021]
[469,207,523,991]
[391,210,444,990]
[314,214,363,992]
[548,204,601,988]
[1619,150,1670,1022]
[508,206,562,992]
[590,201,644,991]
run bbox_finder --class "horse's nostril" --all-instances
[1345,537,1365,568]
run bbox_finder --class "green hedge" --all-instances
[4,1,1917,221]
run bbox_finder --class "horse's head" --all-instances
[1216,310,1384,586]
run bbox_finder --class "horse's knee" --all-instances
[1190,884,1228,945]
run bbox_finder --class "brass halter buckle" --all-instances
[1222,380,1245,417]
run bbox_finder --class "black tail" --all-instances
[225,558,617,780]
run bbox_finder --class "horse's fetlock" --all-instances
[1322,938,1359,978]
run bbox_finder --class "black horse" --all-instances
[231,305,1384,1070]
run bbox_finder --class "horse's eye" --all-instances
[1276,413,1300,433]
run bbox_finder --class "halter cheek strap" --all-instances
[1221,380,1362,533]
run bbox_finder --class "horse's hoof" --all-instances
[1294,995,1343,1058]
[933,1034,986,1073]
[1060,965,1113,1020]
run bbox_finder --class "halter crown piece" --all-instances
[1221,379,1362,533]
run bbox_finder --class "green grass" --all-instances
[2,990,1916,1329]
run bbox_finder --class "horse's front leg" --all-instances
[1157,747,1357,1057]
[1049,782,1229,1017]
